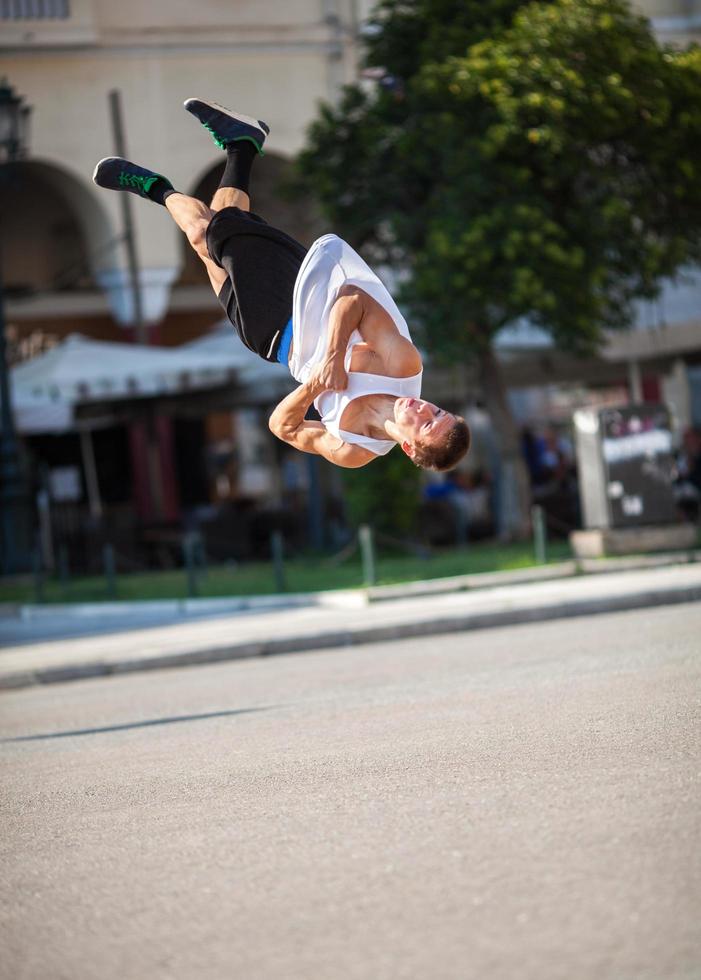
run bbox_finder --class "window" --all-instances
[0,0,69,19]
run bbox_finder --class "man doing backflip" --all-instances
[94,99,470,471]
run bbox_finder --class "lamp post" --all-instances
[0,79,32,574]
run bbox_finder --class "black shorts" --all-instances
[205,207,307,363]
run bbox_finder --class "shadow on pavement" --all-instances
[2,706,274,742]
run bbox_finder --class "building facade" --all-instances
[2,0,371,339]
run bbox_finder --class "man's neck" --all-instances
[362,394,398,440]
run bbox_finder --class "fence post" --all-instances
[32,544,45,604]
[531,505,547,565]
[271,530,286,593]
[199,532,209,578]
[182,533,198,598]
[359,524,376,587]
[103,543,117,599]
[57,544,70,599]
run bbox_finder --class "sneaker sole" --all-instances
[183,98,270,138]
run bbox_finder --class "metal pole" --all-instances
[183,532,198,598]
[194,531,207,579]
[108,89,147,346]
[0,83,33,575]
[32,542,44,603]
[271,530,286,593]
[57,543,70,598]
[359,524,376,587]
[627,359,643,404]
[531,505,547,565]
[103,543,116,599]
[0,258,31,574]
[79,429,103,521]
[109,90,167,521]
[36,484,54,573]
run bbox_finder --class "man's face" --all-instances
[392,397,455,453]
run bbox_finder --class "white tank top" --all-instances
[314,339,422,455]
[290,235,423,456]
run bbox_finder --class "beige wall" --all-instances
[4,48,331,262]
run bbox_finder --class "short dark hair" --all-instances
[411,416,471,472]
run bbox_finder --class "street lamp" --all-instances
[0,78,31,163]
[0,79,32,574]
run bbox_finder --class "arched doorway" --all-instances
[0,158,116,299]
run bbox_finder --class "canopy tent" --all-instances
[8,328,295,535]
[181,320,290,377]
[180,320,293,405]
[180,321,260,364]
[11,399,74,434]
[10,333,239,434]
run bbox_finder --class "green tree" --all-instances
[297,0,701,537]
[342,449,423,538]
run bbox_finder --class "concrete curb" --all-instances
[2,550,699,621]
[0,589,366,622]
[367,551,701,601]
[2,578,700,692]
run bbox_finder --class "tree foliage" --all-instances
[297,0,701,361]
[342,449,423,536]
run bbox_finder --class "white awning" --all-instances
[12,333,236,401]
[12,399,74,435]
[10,333,239,434]
[11,328,293,434]
[180,321,293,404]
[181,320,290,382]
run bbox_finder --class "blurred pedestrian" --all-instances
[674,427,701,522]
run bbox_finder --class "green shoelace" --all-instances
[203,121,227,150]
[118,171,159,195]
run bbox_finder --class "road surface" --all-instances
[1,604,699,979]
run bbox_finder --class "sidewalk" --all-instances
[1,559,700,690]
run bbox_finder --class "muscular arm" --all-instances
[308,289,364,391]
[268,376,374,469]
[333,285,421,373]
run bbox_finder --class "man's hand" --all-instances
[309,352,348,392]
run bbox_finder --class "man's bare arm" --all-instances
[309,290,364,391]
[268,375,374,469]
[268,375,326,442]
[334,285,421,372]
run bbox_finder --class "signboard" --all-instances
[574,404,678,528]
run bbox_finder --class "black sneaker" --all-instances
[184,98,270,153]
[92,157,173,199]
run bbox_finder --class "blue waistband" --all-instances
[276,317,293,365]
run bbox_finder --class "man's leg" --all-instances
[93,158,228,294]
[183,99,269,280]
[164,194,227,293]
[210,185,250,213]
[207,139,257,213]
[183,99,267,214]
[167,132,261,290]
[94,103,268,299]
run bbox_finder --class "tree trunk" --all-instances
[477,345,532,541]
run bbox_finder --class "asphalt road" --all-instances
[1,605,699,980]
